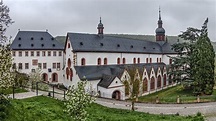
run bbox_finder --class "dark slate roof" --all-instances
[67,33,176,54]
[161,42,176,54]
[74,63,166,81]
[98,75,116,88]
[10,31,64,50]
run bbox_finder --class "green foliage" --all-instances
[171,18,215,95]
[0,4,14,120]
[64,81,94,121]
[13,71,29,87]
[0,95,11,121]
[28,68,48,91]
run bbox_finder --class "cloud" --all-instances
[4,0,216,41]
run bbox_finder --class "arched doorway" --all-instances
[42,73,48,82]
[52,73,58,82]
[143,78,148,92]
[150,77,155,90]
[112,90,121,100]
[163,75,167,86]
[157,75,161,88]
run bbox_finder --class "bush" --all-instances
[0,95,11,121]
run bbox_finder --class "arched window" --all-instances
[133,58,136,64]
[143,78,148,92]
[104,58,107,65]
[70,69,73,81]
[123,58,126,64]
[150,77,155,90]
[66,67,69,80]
[169,58,172,64]
[160,58,162,63]
[52,73,58,82]
[157,58,158,63]
[81,58,85,66]
[42,73,48,81]
[163,75,167,86]
[150,58,152,63]
[97,58,101,65]
[157,75,161,88]
[146,58,148,63]
[67,58,71,67]
[68,43,70,48]
[117,58,120,64]
[137,58,140,64]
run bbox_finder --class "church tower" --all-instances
[97,17,104,36]
[155,7,165,41]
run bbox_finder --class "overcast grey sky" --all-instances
[4,0,216,41]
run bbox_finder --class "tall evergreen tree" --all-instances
[192,18,215,95]
[171,18,215,95]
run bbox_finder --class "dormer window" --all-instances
[18,44,21,47]
[31,44,34,47]
[18,37,21,40]
[143,47,146,49]
[130,45,133,48]
[41,37,43,40]
[117,44,120,47]
[41,44,44,47]
[52,44,55,47]
[153,48,155,49]
[51,37,54,40]
[80,42,83,46]
[31,37,34,40]
[100,43,103,46]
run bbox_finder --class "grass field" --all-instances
[5,96,204,121]
[0,87,28,94]
[138,85,216,103]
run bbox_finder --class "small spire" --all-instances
[100,17,102,23]
[159,6,161,20]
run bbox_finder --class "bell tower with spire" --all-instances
[155,7,165,42]
[97,17,104,36]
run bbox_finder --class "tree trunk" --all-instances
[131,100,135,111]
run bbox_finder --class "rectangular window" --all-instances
[25,51,28,57]
[18,63,22,69]
[32,59,38,65]
[37,51,40,56]
[43,63,47,69]
[31,51,34,56]
[53,63,56,69]
[48,51,51,56]
[59,51,62,56]
[42,51,46,56]
[12,63,16,69]
[53,51,56,56]
[31,69,35,73]
[38,63,42,69]
[57,63,60,69]
[12,51,16,56]
[25,63,29,69]
[18,51,22,57]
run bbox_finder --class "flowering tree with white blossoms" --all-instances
[64,81,94,121]
[0,0,14,95]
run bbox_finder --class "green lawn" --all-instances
[139,85,216,103]
[5,96,204,121]
[1,87,28,94]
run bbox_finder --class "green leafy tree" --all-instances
[28,68,48,91]
[191,18,215,95]
[0,1,14,120]
[64,81,94,121]
[124,67,141,111]
[171,18,215,94]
